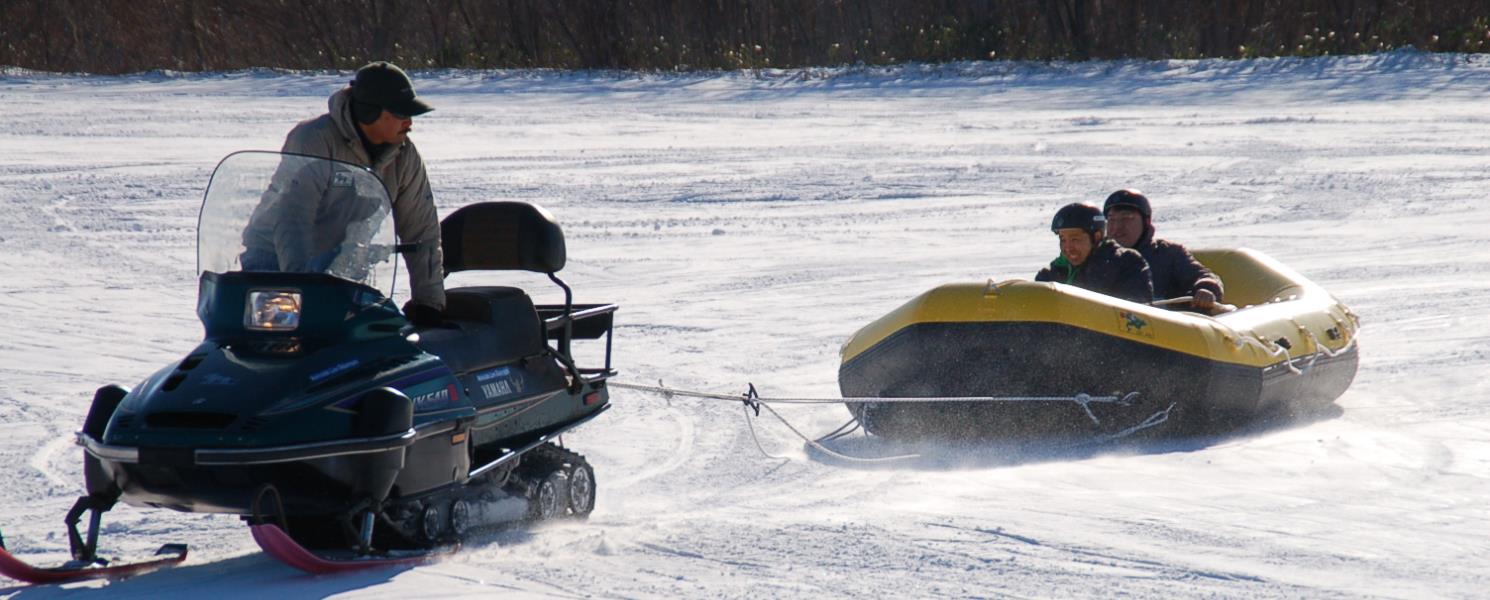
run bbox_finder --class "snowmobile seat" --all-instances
[416,286,547,374]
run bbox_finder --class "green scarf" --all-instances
[1051,255,1079,284]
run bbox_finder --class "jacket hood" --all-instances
[327,88,361,145]
[326,87,404,169]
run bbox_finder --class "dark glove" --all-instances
[402,301,444,328]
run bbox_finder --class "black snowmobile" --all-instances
[0,151,617,582]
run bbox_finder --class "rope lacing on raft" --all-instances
[608,381,1168,464]
[1231,325,1358,376]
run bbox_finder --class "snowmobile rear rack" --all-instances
[537,302,617,376]
[539,303,617,337]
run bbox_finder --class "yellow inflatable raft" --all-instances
[838,248,1360,439]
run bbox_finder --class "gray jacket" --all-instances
[255,88,445,308]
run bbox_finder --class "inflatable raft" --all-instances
[838,248,1359,440]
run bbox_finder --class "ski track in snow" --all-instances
[2,52,1489,598]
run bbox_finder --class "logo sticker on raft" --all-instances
[1117,309,1155,339]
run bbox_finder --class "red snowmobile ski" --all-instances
[250,524,452,575]
[0,525,187,585]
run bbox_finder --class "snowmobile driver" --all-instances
[241,61,446,326]
[1035,202,1154,303]
[1102,189,1225,312]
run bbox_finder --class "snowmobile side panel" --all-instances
[470,403,610,478]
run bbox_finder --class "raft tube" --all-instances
[838,248,1360,440]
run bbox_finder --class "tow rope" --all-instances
[608,381,1172,463]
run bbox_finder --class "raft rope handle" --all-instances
[1287,321,1323,373]
[1300,323,1357,360]
[1150,296,1194,307]
[1232,333,1304,375]
[1233,320,1358,377]
[610,381,1155,463]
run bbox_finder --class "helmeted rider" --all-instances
[241,61,446,326]
[1035,202,1153,303]
[1102,189,1224,311]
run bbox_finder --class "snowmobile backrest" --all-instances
[441,202,566,274]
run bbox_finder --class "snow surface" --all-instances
[2,51,1489,598]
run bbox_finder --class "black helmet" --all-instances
[1103,189,1151,220]
[1051,202,1106,234]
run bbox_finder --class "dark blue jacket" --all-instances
[1035,239,1153,303]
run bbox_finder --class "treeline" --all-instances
[4,0,1490,74]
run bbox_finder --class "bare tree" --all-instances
[3,0,1489,74]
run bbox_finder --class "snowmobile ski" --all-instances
[0,537,187,585]
[250,524,452,575]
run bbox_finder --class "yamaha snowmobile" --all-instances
[0,151,617,582]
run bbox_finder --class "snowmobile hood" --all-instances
[103,337,455,450]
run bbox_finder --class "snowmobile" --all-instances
[0,151,617,582]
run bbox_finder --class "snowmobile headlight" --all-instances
[245,290,302,331]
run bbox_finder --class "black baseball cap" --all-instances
[350,62,433,118]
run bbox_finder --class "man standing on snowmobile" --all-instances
[1102,189,1224,312]
[242,61,445,325]
[1035,202,1153,303]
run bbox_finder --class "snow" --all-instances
[3,51,1489,598]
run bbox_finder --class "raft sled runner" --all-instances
[1,151,617,582]
[839,249,1358,440]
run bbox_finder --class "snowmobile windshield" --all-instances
[197,151,399,296]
